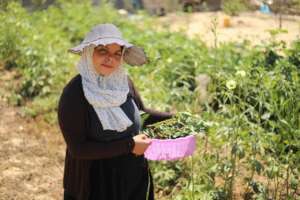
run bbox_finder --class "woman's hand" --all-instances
[132,134,152,155]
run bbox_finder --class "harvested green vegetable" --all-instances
[143,112,207,139]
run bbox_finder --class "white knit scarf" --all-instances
[77,45,133,132]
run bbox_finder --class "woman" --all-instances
[58,24,173,200]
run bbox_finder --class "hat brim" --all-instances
[68,38,133,54]
[68,38,148,66]
[124,46,148,66]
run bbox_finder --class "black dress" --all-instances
[86,94,154,200]
[59,75,173,200]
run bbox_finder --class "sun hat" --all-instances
[68,23,148,66]
[144,135,196,161]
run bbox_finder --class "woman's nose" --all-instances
[104,55,113,63]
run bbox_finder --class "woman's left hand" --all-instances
[131,134,152,155]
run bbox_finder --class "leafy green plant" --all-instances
[144,112,207,139]
[222,0,247,16]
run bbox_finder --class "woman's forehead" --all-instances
[96,43,122,51]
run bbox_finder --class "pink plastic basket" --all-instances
[144,135,196,161]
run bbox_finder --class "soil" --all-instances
[0,68,65,200]
[159,11,300,46]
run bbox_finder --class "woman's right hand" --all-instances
[132,134,152,156]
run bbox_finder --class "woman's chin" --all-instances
[98,69,115,76]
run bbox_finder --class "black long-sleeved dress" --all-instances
[58,74,173,200]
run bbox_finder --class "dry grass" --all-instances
[0,69,65,200]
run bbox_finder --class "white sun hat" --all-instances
[68,23,148,66]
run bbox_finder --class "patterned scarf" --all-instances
[77,45,133,132]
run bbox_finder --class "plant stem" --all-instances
[275,175,279,200]
[229,144,237,200]
[191,155,195,200]
[286,164,290,198]
[203,135,208,156]
[279,0,283,29]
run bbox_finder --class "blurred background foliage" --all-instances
[0,0,300,199]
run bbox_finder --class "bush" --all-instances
[222,0,247,16]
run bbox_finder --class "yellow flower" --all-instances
[235,70,246,77]
[167,58,173,63]
[226,80,236,90]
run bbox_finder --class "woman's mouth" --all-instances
[101,64,114,68]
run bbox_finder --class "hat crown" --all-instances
[82,24,122,44]
[69,23,147,66]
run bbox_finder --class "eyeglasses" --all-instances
[94,46,123,61]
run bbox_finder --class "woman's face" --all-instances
[92,43,123,76]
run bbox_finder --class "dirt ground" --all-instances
[159,11,300,46]
[0,69,65,200]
